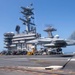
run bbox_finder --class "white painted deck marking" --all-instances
[71,59,75,61]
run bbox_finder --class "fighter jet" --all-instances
[26,36,67,47]
[26,26,75,54]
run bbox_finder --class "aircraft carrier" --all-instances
[2,3,75,75]
[3,4,75,56]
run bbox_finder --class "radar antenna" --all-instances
[44,25,57,38]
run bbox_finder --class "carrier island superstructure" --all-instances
[4,4,41,53]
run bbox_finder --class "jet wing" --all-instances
[43,43,66,48]
[43,43,55,47]
[38,38,52,44]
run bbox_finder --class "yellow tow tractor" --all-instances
[27,46,35,55]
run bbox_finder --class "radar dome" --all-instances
[11,32,14,33]
[54,35,59,38]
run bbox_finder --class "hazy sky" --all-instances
[0,0,75,52]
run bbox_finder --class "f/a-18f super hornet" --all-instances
[26,26,75,54]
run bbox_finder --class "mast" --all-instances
[20,4,35,33]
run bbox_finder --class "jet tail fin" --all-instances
[68,31,75,40]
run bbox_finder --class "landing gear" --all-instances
[47,48,63,55]
[56,48,62,54]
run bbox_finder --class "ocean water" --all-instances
[62,46,75,53]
